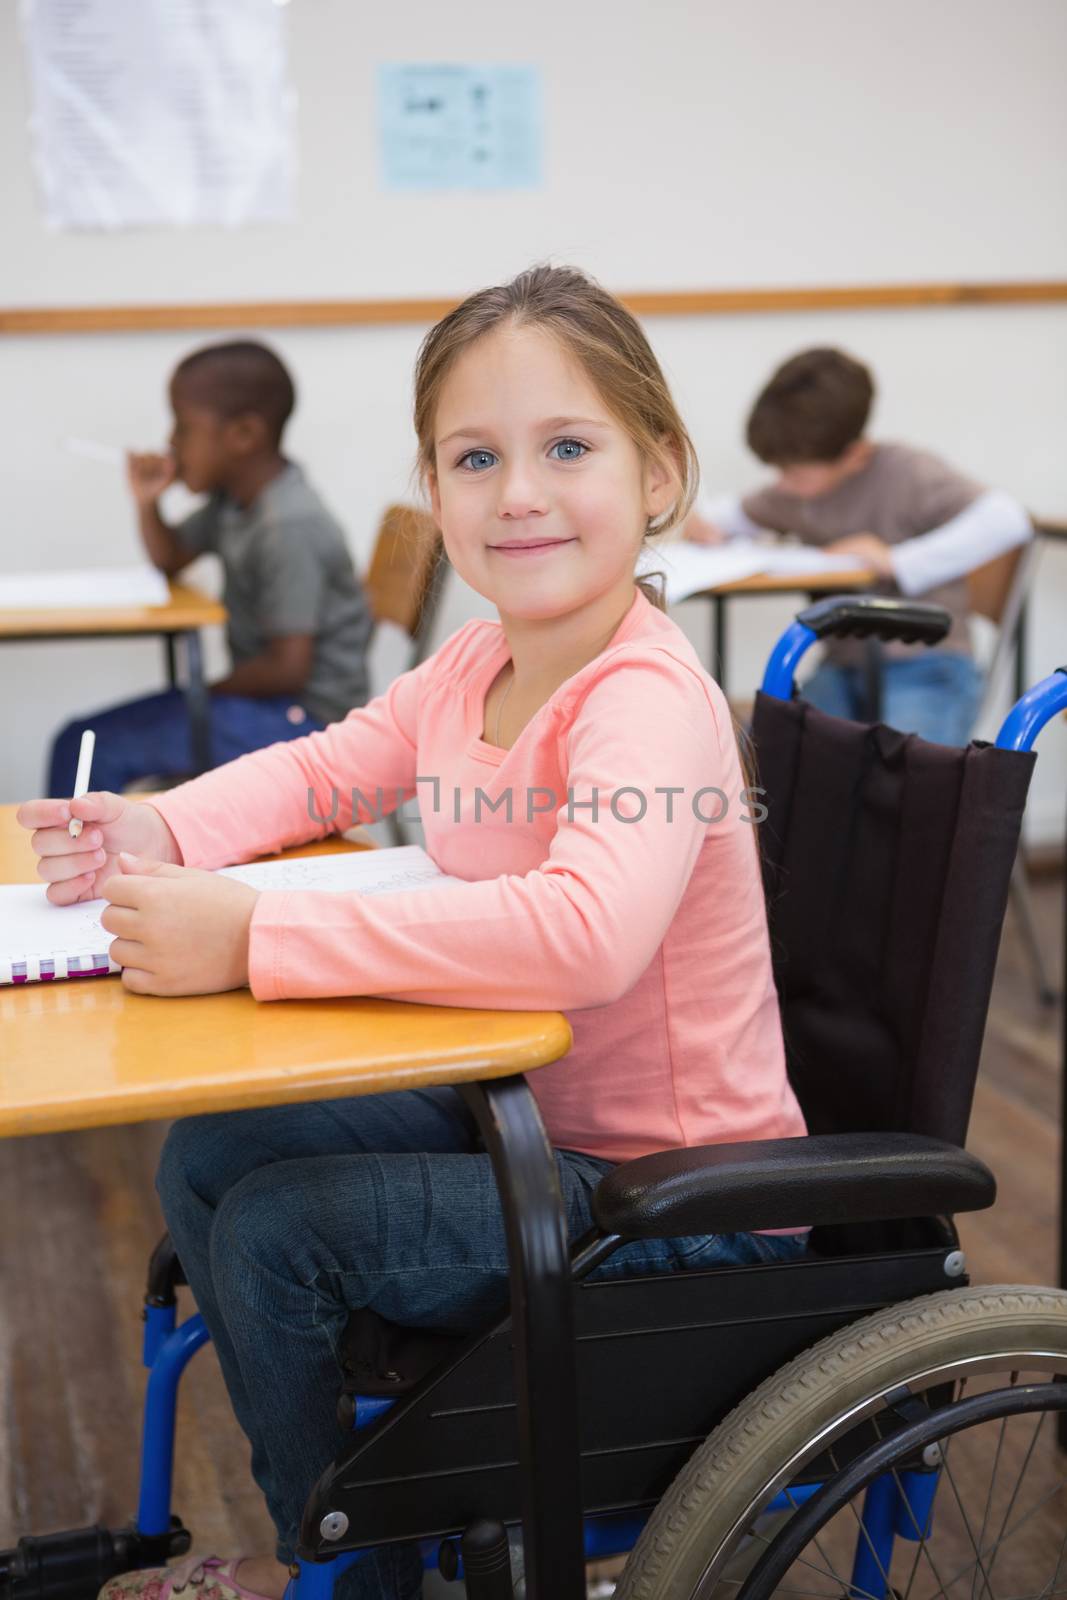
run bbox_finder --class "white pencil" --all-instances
[68,729,96,839]
[63,436,124,466]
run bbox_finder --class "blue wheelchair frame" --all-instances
[67,609,1067,1599]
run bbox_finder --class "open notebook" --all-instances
[0,846,458,986]
[636,538,864,605]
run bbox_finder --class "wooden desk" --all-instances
[695,522,1067,692]
[0,811,571,1139]
[694,566,877,693]
[0,582,227,776]
[0,804,582,1594]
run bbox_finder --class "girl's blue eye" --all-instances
[550,438,587,461]
[460,449,497,472]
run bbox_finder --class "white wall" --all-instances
[1,1,1065,841]
[7,0,1067,301]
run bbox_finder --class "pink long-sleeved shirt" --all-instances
[151,589,805,1163]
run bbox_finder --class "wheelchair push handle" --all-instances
[996,665,1067,753]
[761,597,952,701]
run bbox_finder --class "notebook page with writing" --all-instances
[217,846,458,897]
[0,846,459,986]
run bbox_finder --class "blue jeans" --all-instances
[802,651,984,747]
[156,1088,806,1599]
[47,688,324,797]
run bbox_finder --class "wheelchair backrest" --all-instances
[750,691,1035,1146]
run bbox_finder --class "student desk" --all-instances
[699,522,1064,698]
[695,565,877,693]
[0,582,226,776]
[0,807,586,1597]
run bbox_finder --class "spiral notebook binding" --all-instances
[2,951,116,985]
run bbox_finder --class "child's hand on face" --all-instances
[100,854,259,996]
[822,533,895,577]
[126,450,176,508]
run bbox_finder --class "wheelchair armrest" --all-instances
[591,1131,995,1239]
[795,596,952,646]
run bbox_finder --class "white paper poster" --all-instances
[379,64,542,191]
[20,0,296,230]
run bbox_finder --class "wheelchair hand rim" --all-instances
[688,1345,1067,1595]
[736,1377,1067,1600]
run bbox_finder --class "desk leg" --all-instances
[182,630,211,775]
[164,635,178,689]
[460,1078,585,1600]
[1014,599,1029,704]
[713,595,728,692]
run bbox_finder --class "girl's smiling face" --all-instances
[429,323,675,623]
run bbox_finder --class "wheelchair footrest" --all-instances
[0,1520,191,1600]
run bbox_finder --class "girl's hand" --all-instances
[101,853,259,997]
[16,792,183,905]
[822,533,895,577]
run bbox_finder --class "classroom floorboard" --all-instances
[2,874,1064,1591]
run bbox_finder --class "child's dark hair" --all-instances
[413,264,698,609]
[172,340,296,449]
[746,347,874,466]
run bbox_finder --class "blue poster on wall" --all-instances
[378,64,542,191]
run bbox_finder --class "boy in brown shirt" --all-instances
[686,348,1031,744]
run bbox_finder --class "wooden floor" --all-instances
[1,876,1064,1583]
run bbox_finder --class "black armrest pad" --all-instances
[796,596,952,646]
[592,1132,995,1239]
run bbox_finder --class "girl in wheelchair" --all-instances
[18,266,809,1599]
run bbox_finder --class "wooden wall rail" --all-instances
[3,280,1067,335]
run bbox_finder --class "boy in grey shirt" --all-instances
[686,348,1031,745]
[48,341,372,796]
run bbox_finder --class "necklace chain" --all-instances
[494,666,515,748]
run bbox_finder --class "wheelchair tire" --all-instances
[614,1283,1067,1599]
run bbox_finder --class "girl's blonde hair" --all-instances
[413,264,699,609]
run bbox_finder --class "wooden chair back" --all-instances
[966,533,1038,735]
[967,542,1028,626]
[364,504,444,648]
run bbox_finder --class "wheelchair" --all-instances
[4,597,1067,1600]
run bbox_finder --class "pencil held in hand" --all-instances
[68,730,96,839]
[62,436,125,466]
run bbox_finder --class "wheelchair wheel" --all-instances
[615,1285,1067,1599]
